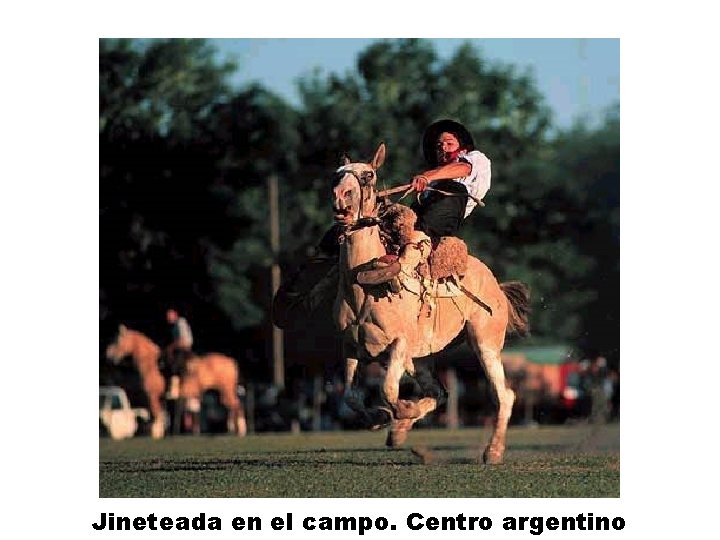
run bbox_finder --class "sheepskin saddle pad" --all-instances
[426,236,468,280]
[379,204,469,279]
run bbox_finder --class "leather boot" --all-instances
[357,259,401,285]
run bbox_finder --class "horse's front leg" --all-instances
[383,343,444,447]
[394,368,446,420]
[342,357,364,413]
[341,356,392,428]
[386,397,440,448]
[382,337,416,410]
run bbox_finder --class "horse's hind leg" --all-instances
[466,318,515,464]
[221,389,246,437]
[150,411,165,438]
[235,400,247,436]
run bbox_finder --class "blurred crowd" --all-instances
[103,316,619,437]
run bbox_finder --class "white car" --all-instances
[99,386,148,440]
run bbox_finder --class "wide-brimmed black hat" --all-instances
[422,119,475,166]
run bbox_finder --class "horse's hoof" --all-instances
[411,445,435,464]
[385,429,408,448]
[394,399,421,419]
[385,419,412,448]
[151,423,165,439]
[235,418,247,437]
[482,446,505,465]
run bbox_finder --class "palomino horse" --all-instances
[105,325,247,438]
[331,143,529,464]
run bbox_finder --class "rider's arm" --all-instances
[412,162,472,191]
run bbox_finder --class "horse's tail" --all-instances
[500,281,530,336]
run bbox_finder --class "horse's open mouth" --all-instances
[334,207,354,224]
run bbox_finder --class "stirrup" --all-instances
[357,260,401,285]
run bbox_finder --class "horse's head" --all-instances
[332,143,386,223]
[105,324,134,364]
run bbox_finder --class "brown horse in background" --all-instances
[105,325,247,438]
[331,144,529,464]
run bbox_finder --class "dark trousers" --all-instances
[399,365,448,407]
[169,347,193,377]
[411,181,468,240]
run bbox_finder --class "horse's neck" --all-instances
[130,334,161,375]
[339,225,385,312]
[341,225,385,269]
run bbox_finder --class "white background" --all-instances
[1,0,718,538]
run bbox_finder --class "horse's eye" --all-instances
[361,171,374,182]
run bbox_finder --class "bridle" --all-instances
[334,166,384,233]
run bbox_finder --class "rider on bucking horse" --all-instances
[273,119,491,324]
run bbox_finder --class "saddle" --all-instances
[357,236,469,285]
[355,210,493,314]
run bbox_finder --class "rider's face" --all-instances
[437,132,461,163]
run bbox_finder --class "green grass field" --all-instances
[99,424,619,498]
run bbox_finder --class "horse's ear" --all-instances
[118,324,127,334]
[371,143,386,170]
[342,153,351,166]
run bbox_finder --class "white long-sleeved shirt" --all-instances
[428,149,492,218]
[456,150,492,218]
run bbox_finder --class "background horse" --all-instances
[331,144,529,464]
[106,325,166,438]
[105,325,247,437]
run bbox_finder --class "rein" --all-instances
[338,172,485,241]
[377,183,485,207]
